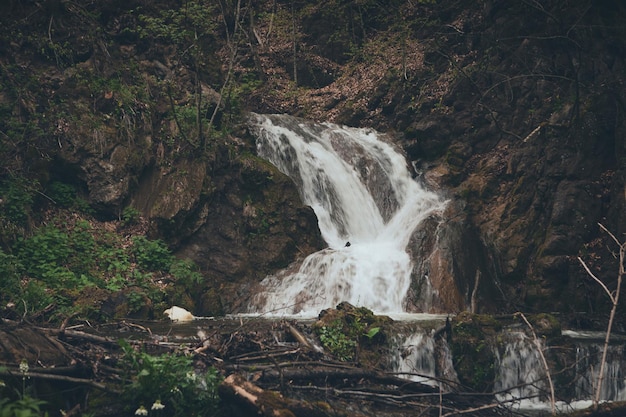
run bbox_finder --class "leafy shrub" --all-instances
[170,258,203,286]
[16,226,72,283]
[68,220,96,275]
[0,396,48,417]
[0,250,23,304]
[315,307,385,361]
[131,236,173,271]
[119,341,221,417]
[47,181,76,208]
[121,206,141,226]
[46,181,93,214]
[0,176,37,226]
[317,320,358,361]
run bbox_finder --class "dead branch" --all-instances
[471,269,481,314]
[42,327,118,346]
[286,322,313,349]
[0,368,117,393]
[578,223,625,408]
[516,312,556,415]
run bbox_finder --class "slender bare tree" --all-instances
[578,223,625,408]
[517,312,556,415]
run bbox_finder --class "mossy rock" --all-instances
[451,311,502,338]
[313,302,392,365]
[450,312,499,392]
[72,286,112,320]
[523,313,561,338]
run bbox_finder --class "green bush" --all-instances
[0,176,37,226]
[120,341,221,417]
[46,181,92,214]
[16,226,72,283]
[47,181,76,208]
[68,220,96,275]
[121,206,141,226]
[0,250,23,305]
[3,206,202,320]
[0,396,48,417]
[131,236,173,271]
[170,258,203,286]
[317,320,358,361]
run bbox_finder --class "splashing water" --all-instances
[247,113,447,316]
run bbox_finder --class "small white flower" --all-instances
[186,371,197,382]
[134,405,148,416]
[19,359,29,375]
[151,400,165,411]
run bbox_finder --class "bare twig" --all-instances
[0,368,117,393]
[517,312,556,415]
[470,269,481,314]
[578,223,625,408]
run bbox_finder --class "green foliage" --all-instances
[223,72,262,121]
[314,305,387,361]
[45,181,93,214]
[21,280,54,314]
[136,1,217,51]
[46,181,76,208]
[0,360,49,417]
[0,396,48,417]
[0,250,23,305]
[16,226,72,285]
[2,212,207,320]
[121,206,141,226]
[119,341,221,417]
[318,321,358,361]
[0,177,38,227]
[170,258,204,286]
[364,326,381,339]
[131,236,173,271]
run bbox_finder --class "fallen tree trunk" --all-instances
[259,364,440,393]
[219,373,348,417]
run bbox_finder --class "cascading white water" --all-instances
[247,113,447,316]
[494,330,626,412]
[390,330,458,390]
[391,332,438,386]
[495,331,548,409]
[575,343,626,401]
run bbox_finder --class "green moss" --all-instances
[450,312,500,392]
[313,303,391,363]
[524,313,561,338]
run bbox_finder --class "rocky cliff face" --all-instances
[0,0,624,316]
[247,0,626,314]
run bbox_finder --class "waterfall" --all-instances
[247,113,447,316]
[391,332,438,386]
[390,330,458,390]
[493,330,626,412]
[495,331,548,409]
[575,342,626,401]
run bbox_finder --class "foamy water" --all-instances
[247,114,447,316]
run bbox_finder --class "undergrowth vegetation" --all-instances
[0,176,202,323]
[120,341,221,417]
[314,305,383,362]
